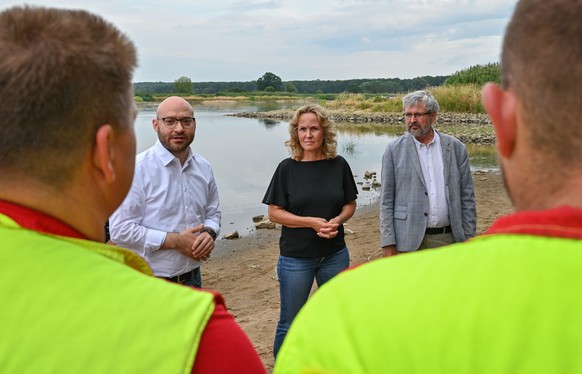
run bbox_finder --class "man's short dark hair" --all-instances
[0,6,137,185]
[502,0,582,166]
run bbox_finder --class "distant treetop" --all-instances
[444,63,500,86]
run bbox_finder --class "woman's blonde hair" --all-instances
[285,104,337,161]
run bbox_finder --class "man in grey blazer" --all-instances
[380,90,476,256]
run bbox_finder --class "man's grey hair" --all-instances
[402,90,440,113]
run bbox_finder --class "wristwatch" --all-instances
[201,227,217,241]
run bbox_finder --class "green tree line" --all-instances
[134,63,500,96]
[134,76,448,96]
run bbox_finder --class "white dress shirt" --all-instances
[109,140,221,277]
[413,131,450,228]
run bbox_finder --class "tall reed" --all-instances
[324,84,484,113]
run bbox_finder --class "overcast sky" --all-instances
[1,0,518,83]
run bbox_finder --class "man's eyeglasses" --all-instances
[404,112,430,120]
[159,117,195,129]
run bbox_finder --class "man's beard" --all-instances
[407,123,432,139]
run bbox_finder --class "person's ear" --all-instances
[152,118,159,132]
[430,111,437,124]
[482,83,517,159]
[93,124,116,184]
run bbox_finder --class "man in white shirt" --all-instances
[380,90,476,257]
[110,96,221,287]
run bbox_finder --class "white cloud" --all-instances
[0,0,518,82]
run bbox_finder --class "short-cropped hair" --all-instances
[501,0,582,165]
[0,6,137,185]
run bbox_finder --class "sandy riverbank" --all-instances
[202,170,512,373]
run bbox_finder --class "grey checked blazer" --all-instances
[380,131,476,252]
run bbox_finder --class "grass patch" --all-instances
[322,84,485,114]
[135,84,487,114]
[340,138,361,157]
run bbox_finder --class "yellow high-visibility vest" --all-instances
[0,213,215,373]
[275,234,582,373]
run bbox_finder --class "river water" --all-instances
[133,102,497,237]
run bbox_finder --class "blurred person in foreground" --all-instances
[263,104,358,358]
[0,6,265,373]
[273,0,582,372]
[380,90,476,257]
[109,96,221,288]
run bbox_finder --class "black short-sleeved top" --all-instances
[262,156,358,258]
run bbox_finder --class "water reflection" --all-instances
[336,121,404,137]
[340,138,362,158]
[258,118,281,128]
[466,144,499,171]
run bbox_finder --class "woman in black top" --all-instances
[263,104,358,358]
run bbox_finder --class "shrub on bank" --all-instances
[445,63,501,86]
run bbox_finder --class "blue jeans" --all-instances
[273,247,350,358]
[183,267,202,288]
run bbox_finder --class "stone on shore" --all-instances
[223,231,240,240]
[253,215,281,230]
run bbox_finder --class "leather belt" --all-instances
[425,225,452,235]
[165,269,195,284]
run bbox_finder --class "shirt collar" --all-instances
[0,199,86,239]
[153,139,193,167]
[485,206,582,240]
